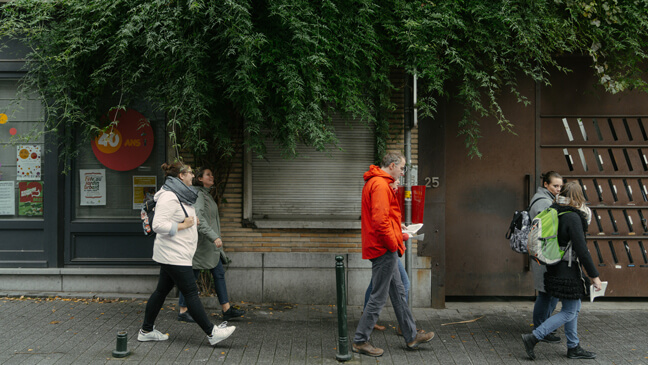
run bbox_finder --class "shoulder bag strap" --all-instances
[174,193,189,217]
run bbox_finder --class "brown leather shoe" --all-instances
[352,342,384,357]
[373,323,386,331]
[406,330,435,349]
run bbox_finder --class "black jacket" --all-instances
[544,204,600,300]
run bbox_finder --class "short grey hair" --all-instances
[380,151,405,168]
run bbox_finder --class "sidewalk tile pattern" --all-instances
[0,296,647,364]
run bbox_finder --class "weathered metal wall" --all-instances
[441,75,537,297]
[539,56,648,297]
[420,56,648,299]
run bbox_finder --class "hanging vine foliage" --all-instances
[1,0,647,162]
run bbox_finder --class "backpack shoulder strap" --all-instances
[527,196,546,211]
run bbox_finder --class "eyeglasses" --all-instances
[182,169,194,175]
[394,163,408,173]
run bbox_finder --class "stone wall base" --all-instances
[0,253,432,307]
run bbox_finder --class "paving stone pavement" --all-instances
[0,293,647,364]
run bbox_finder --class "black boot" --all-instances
[522,333,539,360]
[567,345,596,359]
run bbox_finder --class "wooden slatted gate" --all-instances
[540,115,648,296]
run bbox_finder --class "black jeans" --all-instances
[142,264,214,335]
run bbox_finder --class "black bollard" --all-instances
[112,331,131,358]
[335,255,352,361]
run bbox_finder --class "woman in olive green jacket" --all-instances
[177,168,245,322]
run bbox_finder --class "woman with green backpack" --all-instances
[528,171,563,344]
[522,181,602,360]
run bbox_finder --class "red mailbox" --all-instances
[397,186,426,224]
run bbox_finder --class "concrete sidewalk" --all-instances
[0,293,647,364]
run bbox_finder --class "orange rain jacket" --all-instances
[361,165,405,259]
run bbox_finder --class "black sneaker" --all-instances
[177,311,195,323]
[521,333,539,360]
[541,333,561,343]
[567,345,596,359]
[222,307,245,321]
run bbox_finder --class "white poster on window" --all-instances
[0,181,15,215]
[80,169,106,206]
[16,145,42,180]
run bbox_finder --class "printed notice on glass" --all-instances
[19,181,43,216]
[80,169,106,206]
[133,176,157,210]
[0,181,15,215]
[17,145,42,180]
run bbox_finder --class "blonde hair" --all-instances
[557,181,586,208]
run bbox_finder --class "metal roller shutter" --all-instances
[251,117,374,225]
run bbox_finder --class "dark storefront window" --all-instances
[0,79,45,220]
[72,107,164,220]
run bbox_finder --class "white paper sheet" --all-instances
[590,281,609,302]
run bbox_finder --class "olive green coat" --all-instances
[192,186,229,269]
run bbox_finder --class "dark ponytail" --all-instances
[541,171,562,185]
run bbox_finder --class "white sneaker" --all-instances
[138,328,169,342]
[208,321,236,345]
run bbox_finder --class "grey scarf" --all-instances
[162,176,198,205]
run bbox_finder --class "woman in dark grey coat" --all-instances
[522,182,603,360]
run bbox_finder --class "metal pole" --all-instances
[335,256,352,361]
[404,74,413,310]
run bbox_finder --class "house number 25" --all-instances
[425,177,440,188]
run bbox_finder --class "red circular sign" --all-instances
[91,108,154,171]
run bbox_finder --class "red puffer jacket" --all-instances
[361,165,405,259]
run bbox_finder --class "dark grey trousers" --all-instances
[353,250,417,343]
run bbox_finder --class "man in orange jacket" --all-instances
[352,151,434,357]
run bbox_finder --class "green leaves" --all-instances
[1,0,647,162]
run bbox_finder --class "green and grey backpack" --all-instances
[527,207,572,265]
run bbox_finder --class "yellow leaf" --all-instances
[221,352,225,355]
[28,349,33,352]
[50,321,60,324]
